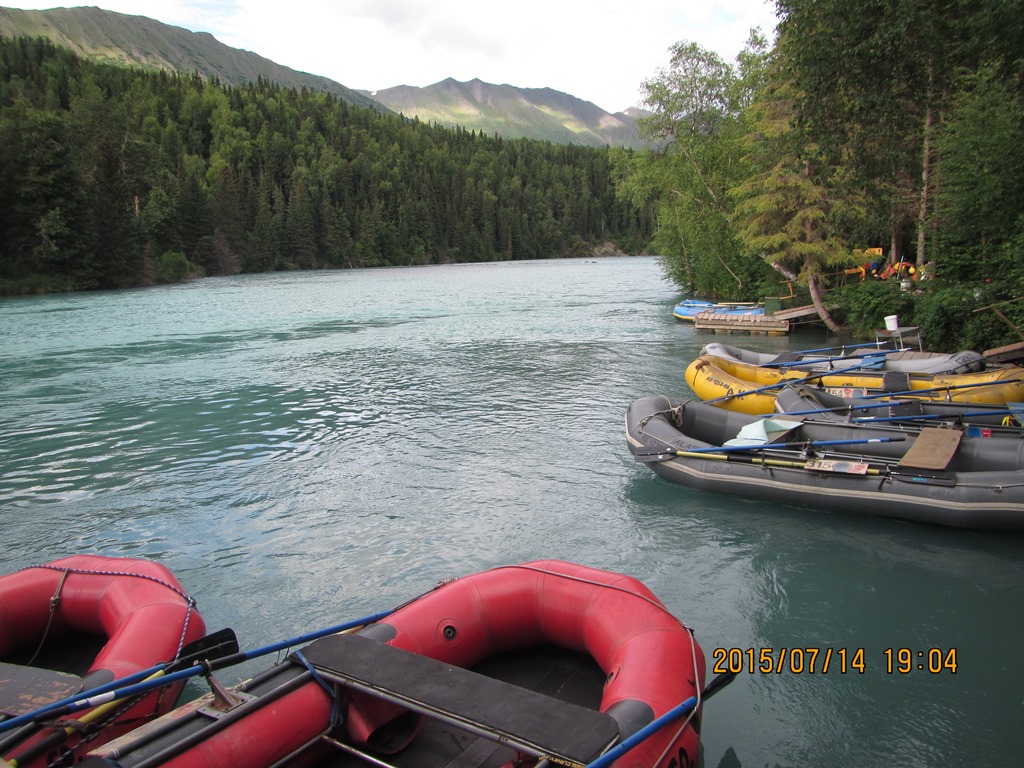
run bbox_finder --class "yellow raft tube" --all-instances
[685,354,1024,415]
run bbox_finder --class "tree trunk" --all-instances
[808,272,843,333]
[769,260,844,333]
[679,234,695,290]
[916,63,935,267]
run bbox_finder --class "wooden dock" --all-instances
[770,303,823,321]
[694,311,789,335]
[984,340,1024,364]
[692,303,829,335]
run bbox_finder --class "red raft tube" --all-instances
[0,554,207,768]
[83,559,708,768]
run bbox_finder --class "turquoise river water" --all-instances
[1,257,1021,767]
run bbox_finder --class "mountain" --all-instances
[0,5,649,148]
[0,5,385,111]
[365,78,648,148]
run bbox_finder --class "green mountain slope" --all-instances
[0,5,385,111]
[366,78,648,148]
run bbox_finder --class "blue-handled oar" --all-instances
[769,401,1022,419]
[634,436,905,463]
[584,697,698,768]
[0,628,238,755]
[0,610,393,735]
[705,367,1024,408]
[702,361,873,405]
[583,670,735,768]
[765,402,903,418]
[760,349,901,368]
[852,410,1023,425]
[857,377,1024,400]
[792,342,889,355]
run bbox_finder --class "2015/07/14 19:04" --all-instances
[711,647,958,674]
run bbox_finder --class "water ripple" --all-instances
[3,258,1023,768]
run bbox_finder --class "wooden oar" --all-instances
[633,436,905,463]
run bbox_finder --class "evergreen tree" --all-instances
[0,34,651,294]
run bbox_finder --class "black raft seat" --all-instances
[0,660,83,717]
[297,633,621,767]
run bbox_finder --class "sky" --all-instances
[5,1,780,113]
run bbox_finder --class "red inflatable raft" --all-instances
[84,559,707,768]
[0,554,206,768]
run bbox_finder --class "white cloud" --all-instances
[5,1,779,111]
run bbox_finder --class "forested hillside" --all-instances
[0,36,652,294]
[615,0,1024,348]
[0,6,384,111]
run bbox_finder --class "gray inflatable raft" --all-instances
[626,394,1024,530]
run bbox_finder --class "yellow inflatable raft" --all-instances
[686,354,1024,415]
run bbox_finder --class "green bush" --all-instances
[154,251,196,284]
[910,285,981,351]
[834,278,1024,352]
[831,281,916,337]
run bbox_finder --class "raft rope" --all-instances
[18,562,200,666]
[639,596,702,768]
[5,564,201,768]
[493,562,695,634]
[635,397,687,440]
[24,567,71,667]
[291,650,344,730]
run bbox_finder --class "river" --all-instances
[1,257,1021,767]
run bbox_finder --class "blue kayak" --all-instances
[673,299,765,322]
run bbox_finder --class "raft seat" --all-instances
[768,351,803,365]
[882,371,911,392]
[0,661,83,717]
[898,427,962,470]
[299,633,620,768]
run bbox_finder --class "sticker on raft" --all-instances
[825,386,868,398]
[804,459,870,475]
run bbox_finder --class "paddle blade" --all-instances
[174,628,240,668]
[633,447,680,463]
[701,670,737,700]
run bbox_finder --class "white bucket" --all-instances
[884,315,899,331]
